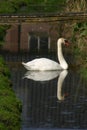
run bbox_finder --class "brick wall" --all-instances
[3,24,18,52]
[3,22,60,53]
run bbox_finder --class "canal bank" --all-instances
[0,55,22,130]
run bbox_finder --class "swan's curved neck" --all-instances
[57,40,68,69]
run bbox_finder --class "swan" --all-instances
[22,38,70,71]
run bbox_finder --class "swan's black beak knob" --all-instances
[64,39,70,46]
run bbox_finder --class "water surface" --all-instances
[4,54,87,130]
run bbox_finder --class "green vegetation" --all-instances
[0,0,66,14]
[71,22,87,79]
[66,0,87,12]
[0,0,87,129]
[66,0,87,79]
[0,56,22,130]
[0,0,86,18]
[0,25,10,47]
[0,56,10,77]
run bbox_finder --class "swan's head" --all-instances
[58,38,70,46]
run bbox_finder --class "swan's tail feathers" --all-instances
[22,62,26,66]
[22,62,31,70]
[22,62,27,69]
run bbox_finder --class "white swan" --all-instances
[22,38,70,71]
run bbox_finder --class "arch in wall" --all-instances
[28,35,38,54]
[28,32,51,54]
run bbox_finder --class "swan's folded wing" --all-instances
[22,58,62,70]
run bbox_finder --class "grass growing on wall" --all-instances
[0,0,66,14]
[66,0,87,12]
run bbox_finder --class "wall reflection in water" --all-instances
[10,65,87,129]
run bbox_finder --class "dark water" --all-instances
[4,54,87,130]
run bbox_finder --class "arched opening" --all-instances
[29,35,38,54]
[39,36,48,54]
[28,32,50,55]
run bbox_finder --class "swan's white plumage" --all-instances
[22,58,62,71]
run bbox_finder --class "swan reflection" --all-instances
[23,70,61,81]
[57,70,68,100]
[23,70,68,100]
